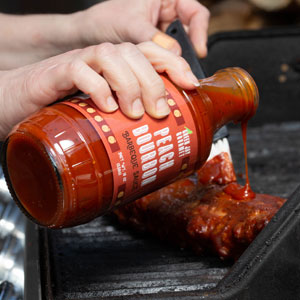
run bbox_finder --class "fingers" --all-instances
[80,43,144,119]
[59,59,119,113]
[187,7,210,57]
[176,0,210,57]
[151,30,182,56]
[138,42,199,89]
[39,42,198,122]
[151,0,210,58]
[117,43,170,119]
[123,14,182,56]
[76,42,198,120]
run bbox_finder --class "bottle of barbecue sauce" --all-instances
[1,67,258,228]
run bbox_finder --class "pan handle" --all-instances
[166,19,206,79]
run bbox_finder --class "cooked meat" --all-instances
[114,152,285,260]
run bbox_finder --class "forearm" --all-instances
[0,0,210,69]
[0,13,82,69]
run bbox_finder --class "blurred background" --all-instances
[1,0,300,34]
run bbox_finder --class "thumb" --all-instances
[151,30,182,56]
[126,19,181,55]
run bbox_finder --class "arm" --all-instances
[0,13,80,69]
[0,0,210,69]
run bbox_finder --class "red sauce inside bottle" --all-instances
[5,105,113,227]
[6,134,61,223]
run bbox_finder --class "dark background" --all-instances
[1,0,300,33]
[1,0,300,37]
[0,0,99,14]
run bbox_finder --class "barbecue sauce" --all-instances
[115,151,286,260]
[224,121,256,200]
[1,67,259,228]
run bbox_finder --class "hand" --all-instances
[0,0,209,69]
[0,42,199,140]
[74,0,210,57]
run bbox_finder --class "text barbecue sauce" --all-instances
[2,68,259,228]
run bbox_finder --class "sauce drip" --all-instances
[224,121,255,200]
[115,151,286,260]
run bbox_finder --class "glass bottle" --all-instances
[1,67,259,228]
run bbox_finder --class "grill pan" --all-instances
[21,25,300,300]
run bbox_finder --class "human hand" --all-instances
[73,0,210,57]
[0,0,209,69]
[0,42,199,140]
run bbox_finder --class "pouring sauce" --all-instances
[225,121,255,200]
[2,68,259,228]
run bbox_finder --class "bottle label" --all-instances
[63,76,198,208]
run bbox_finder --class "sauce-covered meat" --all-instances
[114,152,285,260]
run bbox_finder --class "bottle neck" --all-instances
[196,68,259,132]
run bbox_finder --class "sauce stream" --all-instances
[224,121,255,200]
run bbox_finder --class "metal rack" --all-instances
[0,166,25,300]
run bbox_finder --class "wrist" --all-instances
[0,67,40,139]
[36,13,85,54]
[0,71,13,139]
[68,2,124,47]
[0,13,86,66]
[16,13,91,59]
[63,11,91,48]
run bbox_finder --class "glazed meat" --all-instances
[114,152,285,260]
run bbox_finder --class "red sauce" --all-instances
[5,105,112,227]
[6,134,61,223]
[224,121,255,200]
[2,68,259,228]
[197,152,236,185]
[115,152,286,260]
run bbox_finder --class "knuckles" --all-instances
[202,5,210,19]
[46,41,171,103]
[137,41,158,52]
[175,55,190,70]
[80,43,118,59]
[93,42,118,57]
[67,59,85,75]
[120,78,141,97]
[118,42,139,55]
[145,75,165,97]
